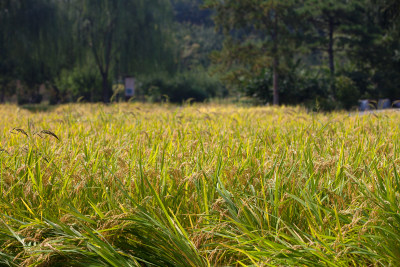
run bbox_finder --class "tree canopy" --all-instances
[206,0,400,108]
[1,0,176,103]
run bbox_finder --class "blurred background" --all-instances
[0,0,399,110]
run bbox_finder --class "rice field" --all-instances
[0,103,399,266]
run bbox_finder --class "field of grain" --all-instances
[0,103,399,266]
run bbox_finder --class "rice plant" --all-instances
[0,103,399,266]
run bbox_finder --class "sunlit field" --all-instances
[1,103,400,266]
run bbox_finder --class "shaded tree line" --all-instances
[0,0,176,104]
[206,0,400,109]
[1,0,399,108]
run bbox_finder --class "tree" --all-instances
[0,0,71,103]
[205,0,302,105]
[0,1,14,102]
[302,0,366,96]
[377,0,400,26]
[346,0,400,100]
[70,0,174,103]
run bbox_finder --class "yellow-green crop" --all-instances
[0,103,399,266]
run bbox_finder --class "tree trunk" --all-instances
[90,25,114,103]
[50,85,60,104]
[102,22,114,103]
[272,8,279,106]
[102,72,111,103]
[0,88,4,103]
[328,17,335,96]
[273,57,279,106]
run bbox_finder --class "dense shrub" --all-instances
[55,65,102,103]
[336,75,360,110]
[17,86,42,105]
[244,64,334,110]
[139,71,225,103]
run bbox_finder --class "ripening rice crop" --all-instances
[0,103,400,266]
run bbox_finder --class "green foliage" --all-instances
[16,84,42,105]
[205,0,304,104]
[1,0,400,107]
[348,7,400,100]
[172,0,213,26]
[244,61,335,109]
[174,23,223,70]
[206,0,400,107]
[139,71,224,103]
[0,78,14,103]
[68,0,175,102]
[55,66,102,103]
[0,0,72,88]
[336,75,360,110]
[0,0,177,104]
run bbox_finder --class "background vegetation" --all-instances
[1,0,399,109]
